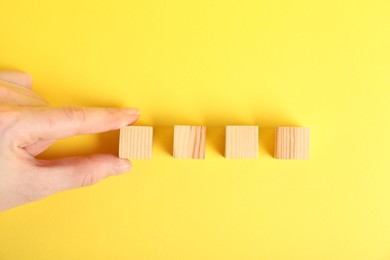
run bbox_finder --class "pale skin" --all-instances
[0,71,139,212]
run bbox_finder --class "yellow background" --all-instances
[1,0,390,259]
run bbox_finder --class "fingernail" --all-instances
[114,159,132,175]
[124,108,140,115]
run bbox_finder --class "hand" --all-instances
[0,71,139,212]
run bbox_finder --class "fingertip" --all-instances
[122,109,140,126]
[113,158,132,175]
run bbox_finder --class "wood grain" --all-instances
[225,126,258,159]
[119,126,153,159]
[275,126,310,160]
[173,125,206,159]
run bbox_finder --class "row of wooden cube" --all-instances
[119,126,310,160]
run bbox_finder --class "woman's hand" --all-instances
[0,71,139,212]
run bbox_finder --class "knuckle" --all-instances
[81,172,99,187]
[61,106,86,122]
[105,107,118,115]
[105,108,124,122]
[60,106,87,133]
[80,157,104,187]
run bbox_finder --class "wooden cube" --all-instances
[173,125,206,159]
[119,126,153,159]
[225,126,258,159]
[275,126,310,160]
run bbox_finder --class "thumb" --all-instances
[37,154,131,194]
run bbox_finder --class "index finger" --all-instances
[15,106,140,142]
